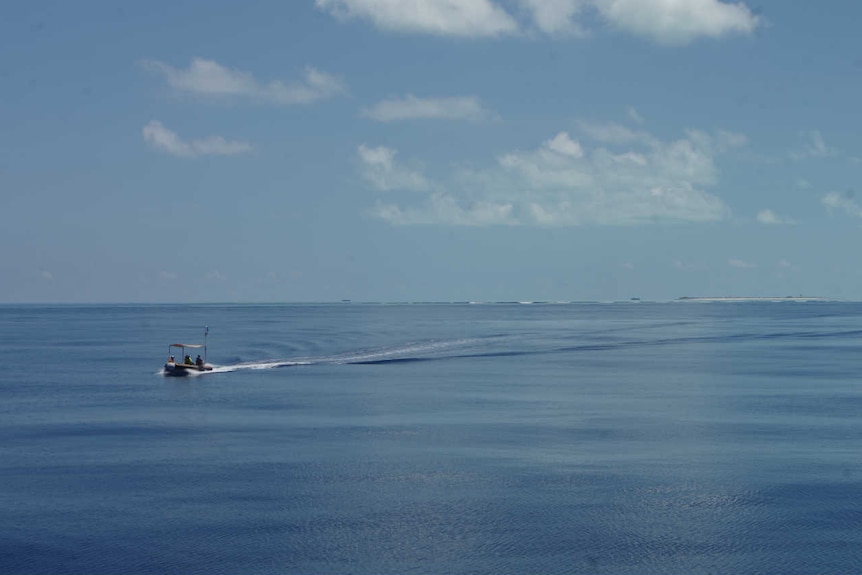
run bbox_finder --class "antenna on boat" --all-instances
[204,325,209,363]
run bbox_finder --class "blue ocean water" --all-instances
[1,301,861,574]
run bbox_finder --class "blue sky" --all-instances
[3,0,862,302]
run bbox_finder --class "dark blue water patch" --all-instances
[4,422,200,442]
[0,539,81,575]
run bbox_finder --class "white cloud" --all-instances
[823,192,862,218]
[591,0,759,45]
[362,122,739,226]
[792,130,833,160]
[160,270,178,280]
[143,121,252,158]
[520,0,588,36]
[317,0,758,44]
[627,106,644,124]
[544,132,584,158]
[729,258,756,269]
[143,58,344,105]
[374,192,517,226]
[756,209,794,225]
[315,0,518,37]
[362,95,495,122]
[357,144,431,192]
[805,131,830,157]
[40,270,54,281]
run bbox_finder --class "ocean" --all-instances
[1,301,860,574]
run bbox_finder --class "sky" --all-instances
[3,0,862,303]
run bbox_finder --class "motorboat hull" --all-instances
[164,362,213,376]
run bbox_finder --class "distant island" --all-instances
[677,296,830,302]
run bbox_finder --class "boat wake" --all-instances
[161,319,849,378]
[182,337,488,375]
[208,360,313,373]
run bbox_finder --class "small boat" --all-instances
[164,327,213,376]
[164,344,212,376]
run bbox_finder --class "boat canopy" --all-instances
[170,343,204,349]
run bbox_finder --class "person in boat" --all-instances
[169,355,175,363]
[184,355,193,365]
[195,355,203,367]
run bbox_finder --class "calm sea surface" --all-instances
[2,302,861,574]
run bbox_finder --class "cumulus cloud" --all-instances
[520,0,589,36]
[823,192,862,218]
[365,122,740,226]
[362,95,495,122]
[544,131,584,158]
[591,0,759,44]
[143,58,345,105]
[756,209,794,225]
[143,121,252,158]
[315,0,518,37]
[317,0,758,43]
[357,144,431,192]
